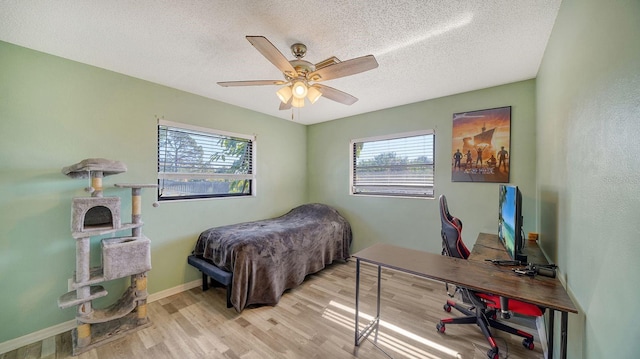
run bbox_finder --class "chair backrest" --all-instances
[439,195,470,259]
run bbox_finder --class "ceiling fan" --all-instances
[218,36,379,110]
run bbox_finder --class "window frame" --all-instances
[349,129,435,199]
[157,119,257,201]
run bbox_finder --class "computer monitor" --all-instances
[498,184,526,262]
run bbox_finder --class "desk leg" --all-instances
[376,265,381,319]
[354,258,361,346]
[354,261,381,346]
[548,309,555,359]
[560,311,568,359]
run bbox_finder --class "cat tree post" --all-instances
[130,186,146,324]
[91,171,103,197]
[134,273,148,324]
[74,169,105,349]
[115,183,158,326]
[75,236,92,348]
[131,187,141,236]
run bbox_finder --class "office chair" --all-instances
[437,194,543,359]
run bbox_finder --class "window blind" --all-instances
[157,121,255,200]
[351,131,434,198]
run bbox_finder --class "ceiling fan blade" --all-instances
[307,55,378,82]
[246,36,298,78]
[279,97,292,110]
[217,80,287,87]
[314,84,358,105]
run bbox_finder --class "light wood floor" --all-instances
[1,260,544,359]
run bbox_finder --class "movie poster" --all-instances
[451,106,511,182]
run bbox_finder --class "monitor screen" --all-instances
[498,184,525,261]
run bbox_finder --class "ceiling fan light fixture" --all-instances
[291,97,305,108]
[292,81,308,99]
[276,86,292,103]
[307,86,322,104]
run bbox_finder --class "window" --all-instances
[157,120,255,201]
[350,130,435,198]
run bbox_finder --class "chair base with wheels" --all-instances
[436,296,538,359]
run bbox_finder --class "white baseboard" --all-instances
[147,279,201,302]
[0,279,201,355]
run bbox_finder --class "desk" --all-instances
[352,233,577,359]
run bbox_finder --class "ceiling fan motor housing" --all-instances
[288,59,315,80]
[290,43,307,58]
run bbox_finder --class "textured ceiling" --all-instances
[0,1,560,125]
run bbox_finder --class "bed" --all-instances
[190,203,352,311]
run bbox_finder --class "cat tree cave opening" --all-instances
[72,197,121,234]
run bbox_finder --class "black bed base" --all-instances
[187,255,233,308]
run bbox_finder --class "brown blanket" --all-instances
[192,203,352,311]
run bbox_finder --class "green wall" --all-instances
[0,41,307,343]
[307,80,537,255]
[536,0,640,357]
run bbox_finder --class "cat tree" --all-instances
[57,158,156,355]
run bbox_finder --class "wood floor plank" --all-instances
[39,336,56,359]
[0,348,18,359]
[15,341,41,359]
